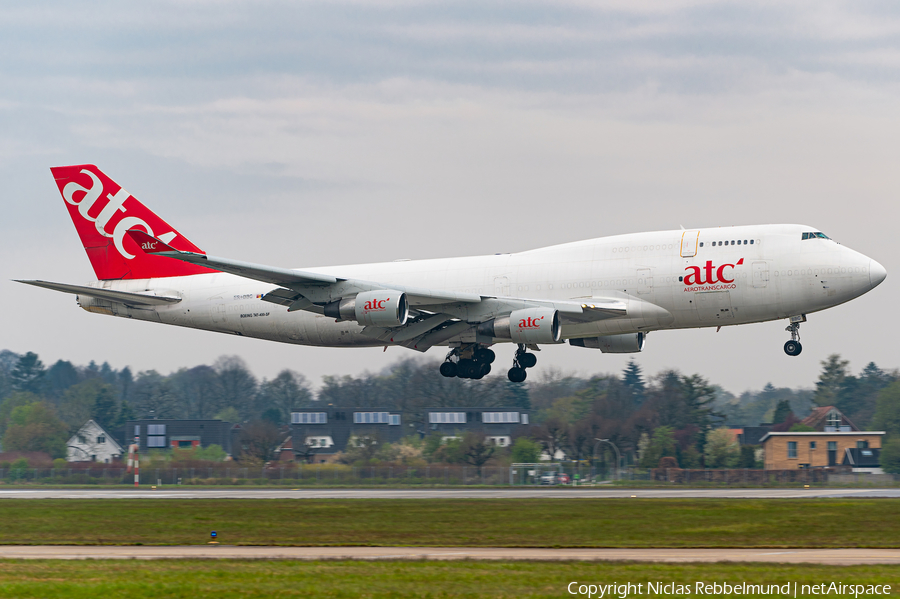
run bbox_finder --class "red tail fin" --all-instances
[51,165,213,280]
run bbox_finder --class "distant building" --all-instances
[273,435,295,461]
[290,407,405,462]
[289,406,532,461]
[126,419,238,456]
[842,447,883,473]
[67,420,123,463]
[737,426,772,446]
[425,407,531,449]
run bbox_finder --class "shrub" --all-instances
[510,437,542,463]
[658,456,678,469]
[881,437,900,474]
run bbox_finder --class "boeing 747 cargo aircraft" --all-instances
[19,165,886,382]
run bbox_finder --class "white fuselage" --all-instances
[76,224,883,350]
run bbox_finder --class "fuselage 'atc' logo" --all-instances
[517,316,544,329]
[683,259,744,290]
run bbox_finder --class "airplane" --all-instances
[18,165,886,382]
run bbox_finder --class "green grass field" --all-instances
[0,499,897,547]
[0,560,896,598]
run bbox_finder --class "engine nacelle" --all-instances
[323,290,409,327]
[569,332,644,353]
[477,308,561,344]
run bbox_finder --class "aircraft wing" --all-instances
[16,280,182,306]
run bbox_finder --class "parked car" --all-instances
[539,472,571,485]
[539,473,558,485]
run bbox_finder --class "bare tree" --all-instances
[239,421,284,463]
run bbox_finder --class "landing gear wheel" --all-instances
[474,348,496,364]
[478,363,492,378]
[518,352,537,368]
[784,340,802,356]
[784,319,804,357]
[440,362,458,377]
[458,359,479,379]
[508,367,527,383]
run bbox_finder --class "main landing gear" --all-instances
[507,344,537,383]
[440,344,496,380]
[783,316,806,357]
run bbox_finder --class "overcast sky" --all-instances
[2,1,899,393]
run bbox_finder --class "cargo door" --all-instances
[636,268,652,294]
[752,261,769,288]
[695,291,734,321]
[494,276,510,297]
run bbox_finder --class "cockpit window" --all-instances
[802,232,831,240]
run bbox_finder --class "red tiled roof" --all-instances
[800,406,859,431]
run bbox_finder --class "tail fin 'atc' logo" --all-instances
[61,168,176,260]
[52,164,210,280]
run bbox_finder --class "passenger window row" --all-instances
[699,239,754,248]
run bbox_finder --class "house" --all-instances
[756,405,888,470]
[760,431,885,469]
[126,419,238,456]
[67,420,124,463]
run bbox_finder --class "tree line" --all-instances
[1,348,900,471]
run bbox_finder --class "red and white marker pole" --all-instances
[127,441,140,487]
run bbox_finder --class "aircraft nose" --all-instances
[869,259,887,288]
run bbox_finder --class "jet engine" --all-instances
[569,332,644,353]
[323,290,409,327]
[477,308,561,344]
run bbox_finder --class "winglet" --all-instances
[127,230,193,256]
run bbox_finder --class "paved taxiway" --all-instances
[0,488,898,499]
[0,546,896,564]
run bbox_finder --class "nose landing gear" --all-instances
[507,344,537,383]
[784,316,805,356]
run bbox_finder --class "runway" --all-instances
[0,546,897,564]
[0,488,898,499]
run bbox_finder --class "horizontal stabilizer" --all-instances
[15,280,182,306]
[126,230,341,287]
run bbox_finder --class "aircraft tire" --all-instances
[458,359,478,378]
[783,340,802,356]
[519,352,537,368]
[507,367,527,383]
[479,363,492,378]
[440,362,458,377]
[475,348,496,364]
